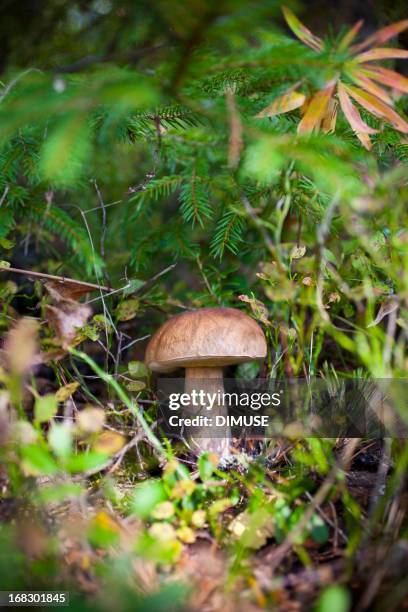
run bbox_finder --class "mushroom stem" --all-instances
[184,366,231,458]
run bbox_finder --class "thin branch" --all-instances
[0,265,113,292]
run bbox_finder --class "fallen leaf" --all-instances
[93,430,125,455]
[148,522,177,541]
[4,318,39,374]
[152,501,175,520]
[77,406,105,434]
[116,299,140,321]
[46,301,92,348]
[55,382,80,402]
[176,526,196,544]
[229,507,274,549]
[290,244,306,259]
[367,299,399,328]
[35,394,58,423]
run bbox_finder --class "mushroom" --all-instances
[145,307,267,458]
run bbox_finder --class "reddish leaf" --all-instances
[338,83,377,134]
[344,84,408,133]
[350,72,394,104]
[255,90,306,118]
[297,81,336,134]
[352,19,408,53]
[359,65,408,93]
[354,48,408,63]
[338,83,376,150]
[282,6,323,52]
[338,20,364,51]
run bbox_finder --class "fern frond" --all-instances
[25,202,103,274]
[130,175,183,213]
[210,208,245,259]
[126,105,202,139]
[179,171,212,227]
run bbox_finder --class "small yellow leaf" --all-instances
[152,501,175,520]
[191,510,206,528]
[148,522,177,542]
[77,406,105,433]
[290,245,306,259]
[93,431,125,455]
[171,479,196,499]
[255,90,306,118]
[55,382,80,402]
[126,380,146,393]
[176,526,196,544]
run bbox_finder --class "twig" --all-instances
[196,256,221,304]
[0,265,113,292]
[0,186,9,207]
[240,193,284,273]
[93,180,108,260]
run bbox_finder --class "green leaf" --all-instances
[315,585,351,612]
[132,480,167,518]
[116,299,140,321]
[128,360,148,378]
[20,444,58,476]
[198,452,217,481]
[309,513,329,544]
[39,113,91,184]
[65,451,109,474]
[34,394,58,423]
[48,423,73,460]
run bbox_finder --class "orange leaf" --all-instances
[282,6,323,52]
[255,90,306,118]
[352,19,408,53]
[350,72,394,104]
[355,131,372,150]
[338,20,363,51]
[337,83,376,150]
[359,65,408,93]
[344,84,408,133]
[297,81,336,134]
[338,83,377,134]
[321,98,338,133]
[354,48,408,63]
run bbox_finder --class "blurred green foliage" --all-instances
[0,1,407,610]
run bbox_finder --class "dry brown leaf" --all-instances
[46,302,91,348]
[93,430,126,455]
[3,317,39,374]
[367,298,399,328]
[55,382,80,402]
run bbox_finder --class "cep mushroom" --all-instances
[145,307,267,458]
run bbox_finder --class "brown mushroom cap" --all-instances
[145,307,267,373]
